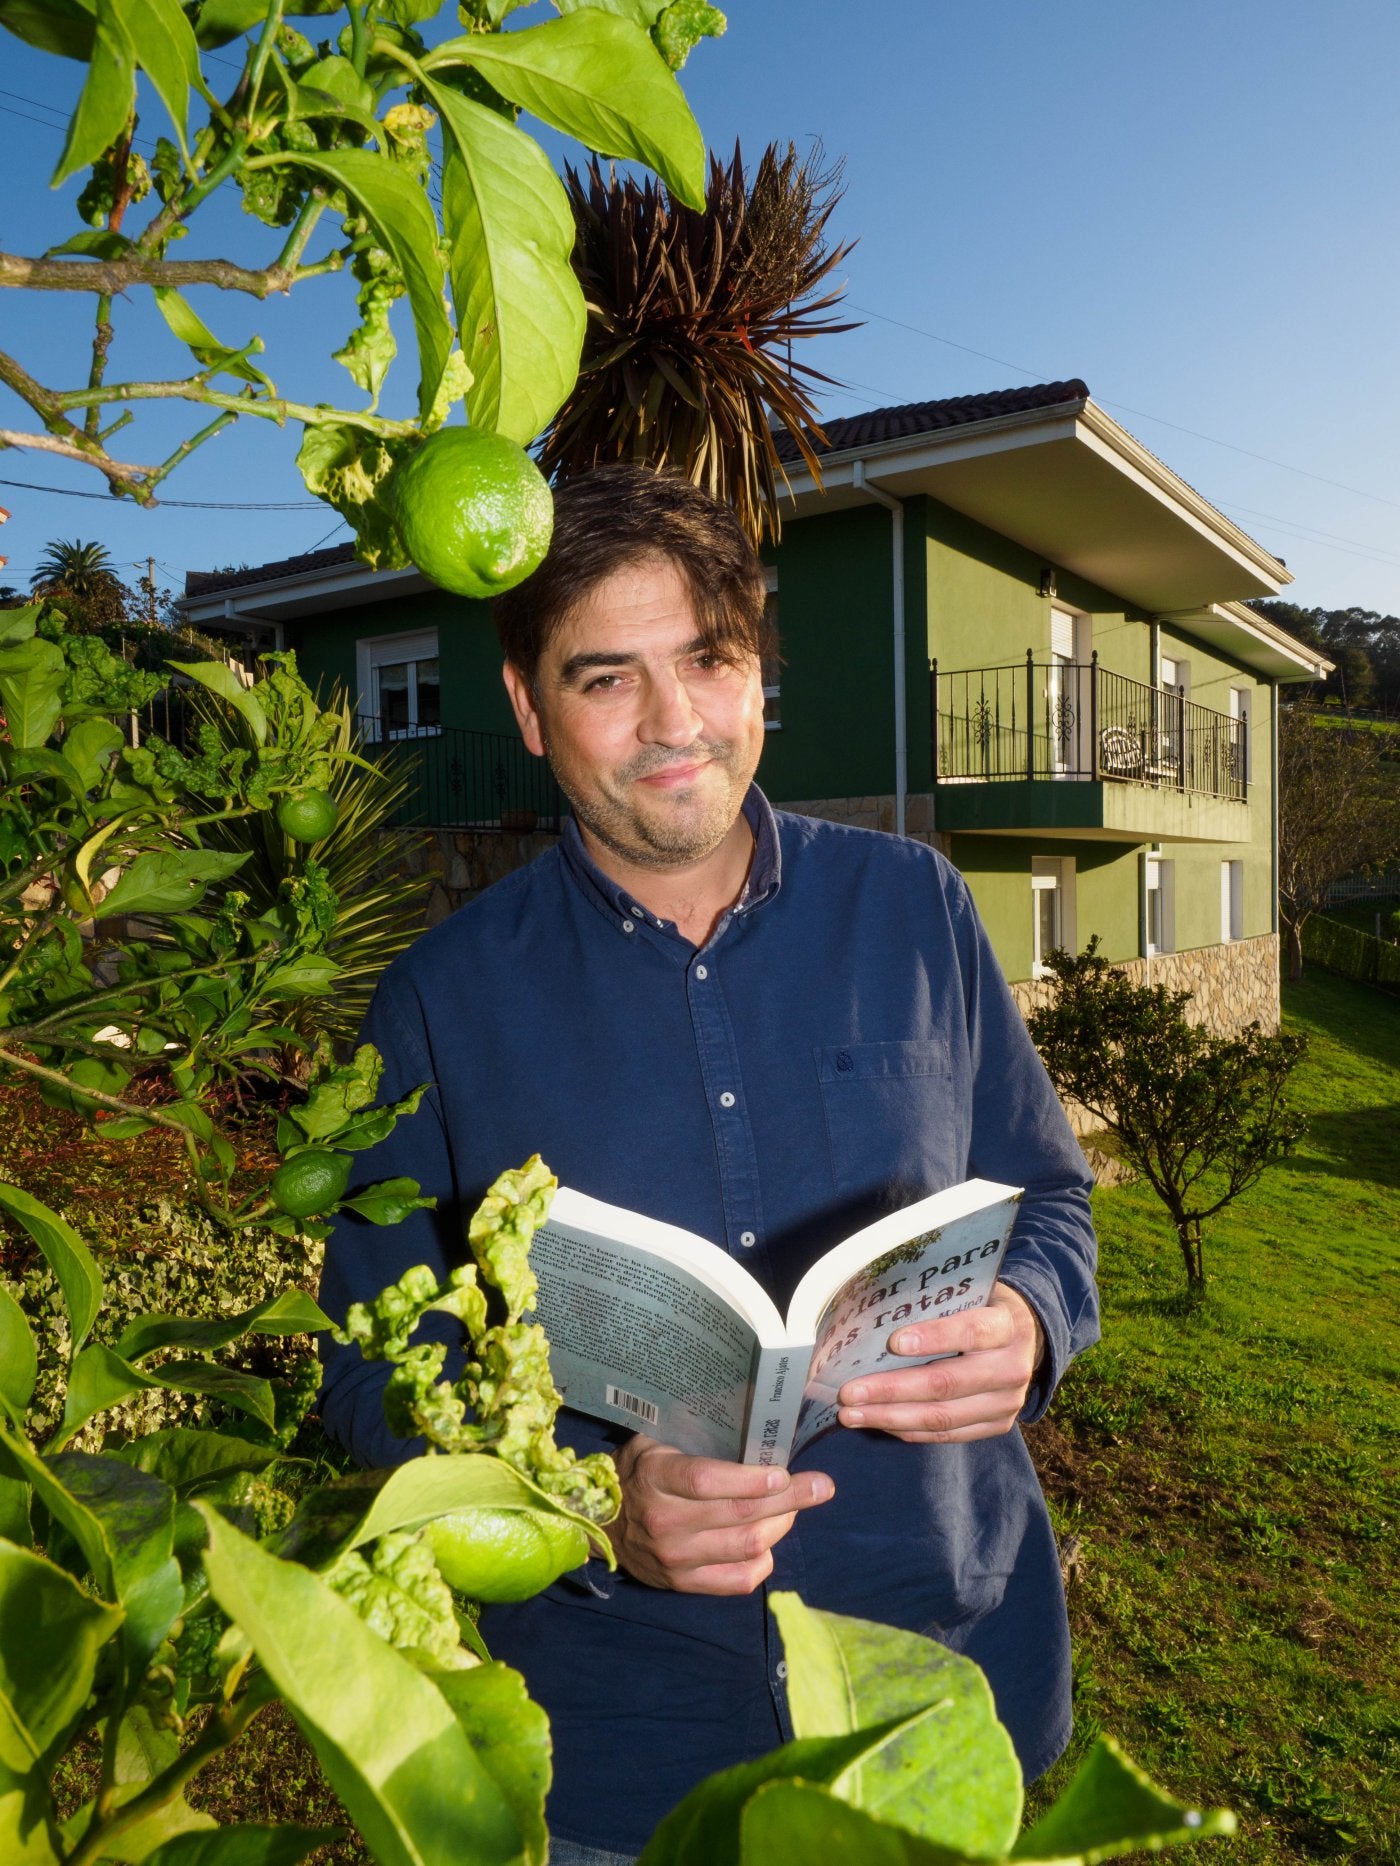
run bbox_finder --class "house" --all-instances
[180,379,1329,1036]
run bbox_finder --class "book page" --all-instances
[529,1218,764,1462]
[789,1188,1022,1458]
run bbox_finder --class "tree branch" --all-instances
[0,250,309,298]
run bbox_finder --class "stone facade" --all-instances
[773,791,949,853]
[1008,933,1281,1037]
[382,824,561,925]
[1009,932,1282,1145]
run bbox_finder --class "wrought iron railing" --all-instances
[357,716,565,831]
[931,653,1247,802]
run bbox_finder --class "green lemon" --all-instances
[388,429,553,600]
[422,1506,591,1603]
[270,1148,352,1219]
[277,789,340,844]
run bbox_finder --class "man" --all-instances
[319,464,1099,1863]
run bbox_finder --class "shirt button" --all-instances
[694,964,708,980]
[718,1091,736,1108]
[630,904,645,916]
[739,1230,756,1248]
[775,1660,788,1680]
[621,918,635,933]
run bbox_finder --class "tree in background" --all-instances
[539,140,856,544]
[1253,598,1400,713]
[1277,705,1400,979]
[30,536,122,599]
[1027,940,1306,1292]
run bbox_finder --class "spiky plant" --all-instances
[538,141,857,544]
[189,678,433,1052]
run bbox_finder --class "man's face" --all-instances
[503,556,767,873]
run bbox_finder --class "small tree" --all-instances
[1027,940,1307,1291]
[1278,706,1400,979]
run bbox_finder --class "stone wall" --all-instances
[1008,933,1281,1037]
[773,791,948,853]
[1009,932,1282,1143]
[383,825,561,926]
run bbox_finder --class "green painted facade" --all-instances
[284,487,1280,986]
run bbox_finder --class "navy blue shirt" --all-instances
[319,790,1099,1853]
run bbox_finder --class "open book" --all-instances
[527,1178,1023,1466]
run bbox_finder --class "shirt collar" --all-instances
[560,783,783,935]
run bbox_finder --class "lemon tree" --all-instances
[0,0,723,568]
[389,427,554,598]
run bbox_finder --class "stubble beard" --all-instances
[552,739,750,872]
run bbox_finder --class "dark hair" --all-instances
[493,464,774,685]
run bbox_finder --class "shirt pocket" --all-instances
[815,1038,961,1208]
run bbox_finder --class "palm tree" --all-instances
[538,142,857,545]
[31,538,121,599]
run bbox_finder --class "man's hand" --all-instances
[837,1285,1046,1444]
[606,1436,834,1595]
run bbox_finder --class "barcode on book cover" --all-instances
[606,1385,660,1427]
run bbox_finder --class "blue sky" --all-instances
[3,0,1398,615]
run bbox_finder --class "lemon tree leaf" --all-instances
[54,1347,278,1446]
[737,1782,972,1866]
[143,1826,343,1865]
[0,637,65,749]
[46,1454,183,1685]
[0,0,96,61]
[154,290,272,388]
[425,1663,550,1866]
[52,0,134,187]
[123,0,199,153]
[199,1508,523,1866]
[61,718,124,789]
[638,1723,928,1866]
[0,1423,115,1597]
[0,1184,103,1357]
[115,1289,331,1362]
[1011,1737,1236,1863]
[101,849,251,917]
[0,1540,122,1767]
[429,85,583,444]
[265,149,453,422]
[427,12,704,209]
[167,658,268,741]
[770,1592,1022,1857]
[0,1290,37,1419]
[110,1428,280,1491]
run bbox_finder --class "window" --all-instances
[1220,860,1243,942]
[1047,605,1091,775]
[1144,854,1175,956]
[761,568,781,731]
[1032,856,1076,978]
[357,629,441,740]
[1155,652,1190,776]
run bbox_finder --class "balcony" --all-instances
[930,655,1250,843]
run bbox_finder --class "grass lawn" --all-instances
[1026,968,1399,1863]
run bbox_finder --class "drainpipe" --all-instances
[1270,678,1280,941]
[852,461,906,836]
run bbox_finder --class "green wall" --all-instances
[952,836,1142,979]
[288,588,515,734]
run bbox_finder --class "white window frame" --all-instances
[1221,859,1244,943]
[761,566,781,732]
[1144,854,1175,956]
[356,628,441,741]
[1048,604,1092,776]
[1032,855,1076,979]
